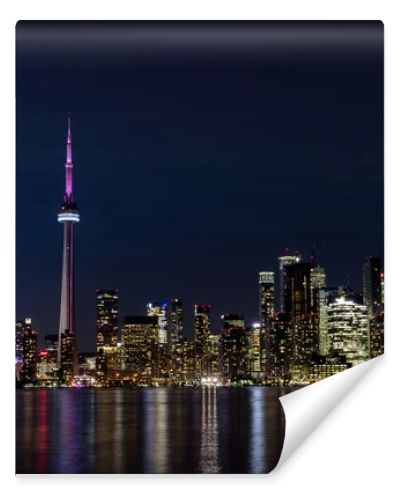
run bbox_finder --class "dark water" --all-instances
[16,387,288,474]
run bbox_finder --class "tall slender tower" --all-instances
[57,114,80,381]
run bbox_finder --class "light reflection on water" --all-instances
[16,387,288,474]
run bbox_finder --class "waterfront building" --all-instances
[308,354,349,384]
[220,314,248,382]
[363,256,382,315]
[168,298,184,349]
[15,320,24,380]
[20,318,38,384]
[310,266,327,310]
[121,316,158,382]
[78,352,97,376]
[278,251,301,312]
[96,289,119,382]
[170,338,196,384]
[194,304,211,377]
[284,262,312,319]
[249,323,261,378]
[207,333,221,379]
[369,312,384,358]
[259,271,275,375]
[44,335,58,364]
[37,349,58,382]
[57,115,80,383]
[317,288,338,356]
[268,312,292,385]
[327,297,369,366]
[147,301,168,345]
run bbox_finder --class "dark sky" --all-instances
[16,21,384,351]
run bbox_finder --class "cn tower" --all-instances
[57,114,80,381]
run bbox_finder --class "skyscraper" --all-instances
[327,297,369,366]
[278,251,301,312]
[168,298,184,348]
[259,271,275,329]
[310,266,327,310]
[258,271,275,377]
[220,314,248,382]
[284,262,312,319]
[194,304,211,377]
[57,115,80,382]
[96,290,119,382]
[268,312,292,384]
[249,322,261,377]
[369,312,384,358]
[15,320,24,370]
[363,256,382,315]
[96,290,119,347]
[121,316,158,381]
[147,301,168,344]
[20,318,38,384]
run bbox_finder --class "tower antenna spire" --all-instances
[65,113,73,201]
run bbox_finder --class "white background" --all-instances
[1,1,398,498]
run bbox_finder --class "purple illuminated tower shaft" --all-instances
[57,115,80,376]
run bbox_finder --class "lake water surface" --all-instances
[16,386,288,474]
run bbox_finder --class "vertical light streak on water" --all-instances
[57,390,78,472]
[143,389,154,472]
[20,391,34,467]
[143,388,168,473]
[199,386,220,473]
[153,388,168,473]
[36,388,49,473]
[249,387,266,473]
[85,389,96,472]
[113,389,123,472]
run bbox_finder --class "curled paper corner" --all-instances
[274,355,384,472]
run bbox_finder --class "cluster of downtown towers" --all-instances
[16,118,384,388]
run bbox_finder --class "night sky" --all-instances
[16,21,383,351]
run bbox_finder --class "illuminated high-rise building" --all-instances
[44,334,59,364]
[147,301,168,344]
[194,304,211,377]
[259,272,275,322]
[363,256,382,315]
[284,262,317,382]
[220,314,248,382]
[96,290,119,348]
[258,271,275,376]
[96,289,119,382]
[278,251,301,312]
[121,316,158,380]
[37,349,58,382]
[20,318,38,384]
[249,322,261,377]
[310,266,327,310]
[57,115,80,383]
[369,312,384,358]
[284,262,312,319]
[15,320,24,375]
[168,298,184,348]
[327,297,369,366]
[268,312,292,385]
[170,338,196,384]
[308,353,349,384]
[316,288,338,356]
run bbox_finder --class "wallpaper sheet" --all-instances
[15,21,383,474]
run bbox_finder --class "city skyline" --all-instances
[16,21,383,352]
